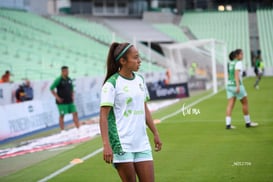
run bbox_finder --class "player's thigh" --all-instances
[134,160,154,182]
[115,162,136,182]
[240,95,248,105]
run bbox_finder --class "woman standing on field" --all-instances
[225,49,258,129]
[99,42,162,182]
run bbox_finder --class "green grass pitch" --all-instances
[0,77,272,182]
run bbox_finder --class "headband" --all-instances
[115,44,133,62]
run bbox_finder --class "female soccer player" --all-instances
[225,49,258,129]
[100,42,162,182]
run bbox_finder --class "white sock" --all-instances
[226,116,231,125]
[244,115,251,124]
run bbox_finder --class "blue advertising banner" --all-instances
[147,82,189,100]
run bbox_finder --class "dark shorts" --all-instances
[254,67,259,75]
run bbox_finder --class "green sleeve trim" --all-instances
[100,103,114,107]
[50,76,61,90]
[145,96,150,102]
[106,73,119,88]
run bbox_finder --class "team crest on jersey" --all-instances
[123,97,133,117]
[139,83,144,91]
[102,87,108,93]
[123,86,129,92]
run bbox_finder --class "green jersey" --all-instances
[50,76,74,104]
[255,59,261,68]
[228,60,242,86]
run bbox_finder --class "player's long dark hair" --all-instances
[234,49,243,59]
[229,51,236,61]
[227,50,238,73]
[103,42,131,84]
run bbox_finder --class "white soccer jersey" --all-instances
[235,61,243,82]
[100,73,151,153]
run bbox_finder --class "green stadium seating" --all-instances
[257,9,273,67]
[153,23,188,42]
[51,15,125,44]
[180,10,251,67]
[0,9,163,82]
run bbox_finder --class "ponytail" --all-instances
[229,51,235,61]
[103,42,131,83]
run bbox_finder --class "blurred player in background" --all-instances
[225,49,258,129]
[100,42,162,182]
[50,66,80,134]
[253,50,264,89]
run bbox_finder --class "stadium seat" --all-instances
[0,9,167,82]
[153,23,188,42]
[180,10,251,67]
[51,15,125,45]
[257,9,273,67]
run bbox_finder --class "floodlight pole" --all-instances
[211,40,217,94]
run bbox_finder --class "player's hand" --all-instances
[56,97,63,103]
[154,134,162,152]
[236,86,240,93]
[103,145,113,164]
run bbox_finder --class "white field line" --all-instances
[38,148,103,182]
